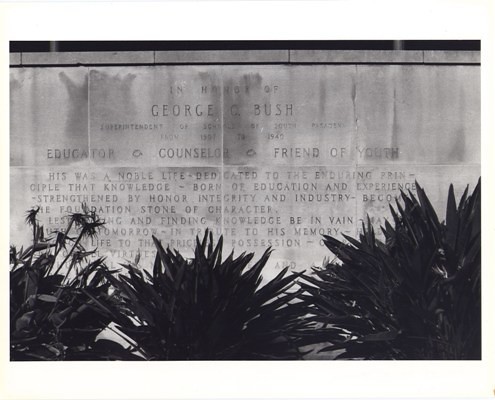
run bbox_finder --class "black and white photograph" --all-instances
[1,1,494,399]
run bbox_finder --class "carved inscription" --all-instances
[12,165,439,275]
[13,167,221,261]
[10,64,481,278]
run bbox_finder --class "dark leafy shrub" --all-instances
[298,180,481,360]
[10,205,136,360]
[100,231,314,360]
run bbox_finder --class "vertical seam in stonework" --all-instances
[220,69,224,237]
[353,64,359,237]
[87,67,91,168]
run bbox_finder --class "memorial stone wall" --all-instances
[10,50,481,279]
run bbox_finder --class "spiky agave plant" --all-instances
[100,230,314,360]
[298,180,481,360]
[10,205,135,360]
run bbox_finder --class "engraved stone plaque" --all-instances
[10,58,481,276]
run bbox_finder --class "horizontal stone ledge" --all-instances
[423,51,480,64]
[20,51,155,65]
[290,50,424,64]
[14,50,290,65]
[10,50,481,66]
[154,50,289,64]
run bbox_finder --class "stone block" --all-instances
[89,66,223,167]
[21,51,154,65]
[10,67,90,166]
[154,50,289,64]
[424,51,480,64]
[10,53,21,65]
[290,50,424,64]
[222,165,357,280]
[10,166,222,267]
[355,65,480,165]
[356,164,481,238]
[222,65,356,166]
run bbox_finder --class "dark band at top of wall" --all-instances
[9,40,481,53]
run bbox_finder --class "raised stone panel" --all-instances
[222,65,356,166]
[356,65,480,165]
[89,66,224,167]
[10,67,89,167]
